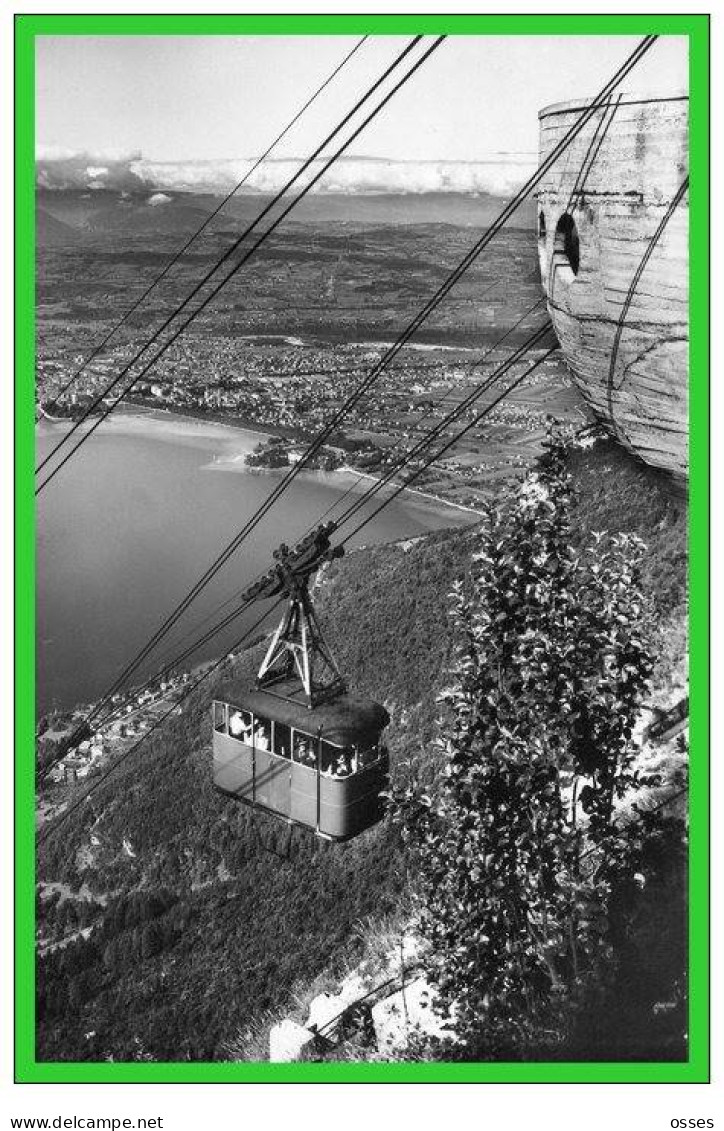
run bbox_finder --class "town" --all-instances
[37,666,200,827]
[36,220,589,509]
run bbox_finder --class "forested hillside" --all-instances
[36,439,688,1062]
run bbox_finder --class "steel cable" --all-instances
[39,37,657,761]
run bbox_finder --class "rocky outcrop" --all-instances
[268,965,451,1062]
[537,94,689,481]
[267,933,454,1061]
[268,1018,313,1063]
[371,977,451,1056]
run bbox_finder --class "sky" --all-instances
[35,34,688,196]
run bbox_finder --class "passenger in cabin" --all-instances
[254,723,271,751]
[320,744,333,775]
[294,736,316,767]
[338,749,353,776]
[321,749,339,776]
[229,710,254,744]
[320,744,352,777]
[228,710,244,738]
[275,730,290,758]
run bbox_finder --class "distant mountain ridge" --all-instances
[36,207,85,248]
[35,188,536,247]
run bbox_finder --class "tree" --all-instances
[392,429,656,1058]
[140,922,164,960]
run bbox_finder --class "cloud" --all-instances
[36,148,537,197]
[147,192,172,207]
[131,154,538,196]
[36,148,149,193]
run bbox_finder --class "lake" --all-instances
[36,412,476,715]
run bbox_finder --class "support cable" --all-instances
[43,37,657,743]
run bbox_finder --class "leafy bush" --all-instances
[391,432,675,1058]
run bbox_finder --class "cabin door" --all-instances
[255,749,290,817]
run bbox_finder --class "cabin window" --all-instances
[273,721,291,759]
[213,702,226,733]
[358,742,380,770]
[228,708,253,743]
[252,716,272,751]
[292,731,317,768]
[320,740,350,776]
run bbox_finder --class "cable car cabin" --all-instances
[210,523,391,840]
[212,679,390,841]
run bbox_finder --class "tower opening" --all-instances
[554,212,580,275]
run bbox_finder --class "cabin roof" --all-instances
[215,678,390,747]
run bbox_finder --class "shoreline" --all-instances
[37,404,274,447]
[335,465,483,518]
[203,449,480,524]
[37,406,480,524]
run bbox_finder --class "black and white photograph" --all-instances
[28,23,700,1076]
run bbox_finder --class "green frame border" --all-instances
[15,13,709,1084]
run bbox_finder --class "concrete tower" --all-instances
[537,94,689,481]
